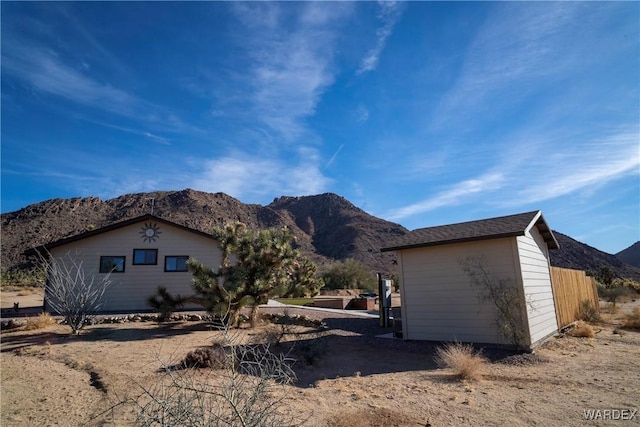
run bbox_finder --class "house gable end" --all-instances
[25,214,217,257]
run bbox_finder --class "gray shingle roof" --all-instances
[381,210,558,252]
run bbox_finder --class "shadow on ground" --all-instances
[0,321,214,353]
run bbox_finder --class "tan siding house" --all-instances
[34,214,222,313]
[382,211,559,351]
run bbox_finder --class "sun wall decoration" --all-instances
[139,222,161,242]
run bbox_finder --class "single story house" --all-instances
[381,210,560,350]
[29,214,222,313]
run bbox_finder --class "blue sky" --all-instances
[2,1,638,254]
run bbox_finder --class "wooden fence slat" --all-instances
[550,266,599,328]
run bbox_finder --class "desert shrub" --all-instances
[147,286,188,321]
[130,328,298,427]
[598,285,633,307]
[622,307,640,330]
[24,313,57,330]
[293,332,328,366]
[181,345,228,369]
[434,342,488,381]
[611,278,640,293]
[321,258,377,291]
[0,269,45,289]
[576,300,601,323]
[249,325,287,347]
[40,251,111,334]
[566,321,595,338]
[597,267,615,287]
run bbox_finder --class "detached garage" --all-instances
[381,211,560,351]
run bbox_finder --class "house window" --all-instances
[133,249,158,265]
[100,256,125,273]
[165,256,189,272]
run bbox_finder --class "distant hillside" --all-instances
[0,189,407,275]
[550,232,640,280]
[2,189,638,281]
[616,242,640,268]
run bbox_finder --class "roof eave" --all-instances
[381,231,525,252]
[23,214,217,257]
[526,211,559,250]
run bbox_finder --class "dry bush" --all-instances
[434,342,488,381]
[576,300,601,323]
[566,321,595,338]
[181,345,229,369]
[24,313,57,330]
[124,325,300,427]
[249,324,291,347]
[602,303,620,315]
[622,307,640,330]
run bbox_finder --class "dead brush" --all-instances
[181,344,229,369]
[566,321,595,338]
[24,313,57,331]
[434,342,488,381]
[622,307,640,330]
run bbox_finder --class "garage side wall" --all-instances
[516,228,558,346]
[398,238,521,345]
[48,223,222,312]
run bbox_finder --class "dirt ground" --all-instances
[1,290,639,426]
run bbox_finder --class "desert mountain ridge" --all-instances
[616,242,640,269]
[2,189,639,280]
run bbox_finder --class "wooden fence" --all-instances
[550,266,599,327]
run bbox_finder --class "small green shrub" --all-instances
[147,286,188,321]
[320,259,377,291]
[598,285,633,307]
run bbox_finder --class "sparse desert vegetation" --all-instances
[565,321,595,338]
[434,342,488,381]
[623,307,640,330]
[2,294,640,426]
[23,313,58,331]
[2,287,640,426]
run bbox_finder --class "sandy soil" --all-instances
[1,291,639,426]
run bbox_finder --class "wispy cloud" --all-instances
[384,127,638,223]
[1,17,197,137]
[193,147,330,201]
[507,130,639,205]
[384,172,505,220]
[230,2,353,141]
[355,105,370,123]
[2,39,140,115]
[357,1,403,75]
[431,2,594,130]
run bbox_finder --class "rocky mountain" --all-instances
[616,242,640,269]
[0,189,407,274]
[2,188,638,281]
[550,233,640,280]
